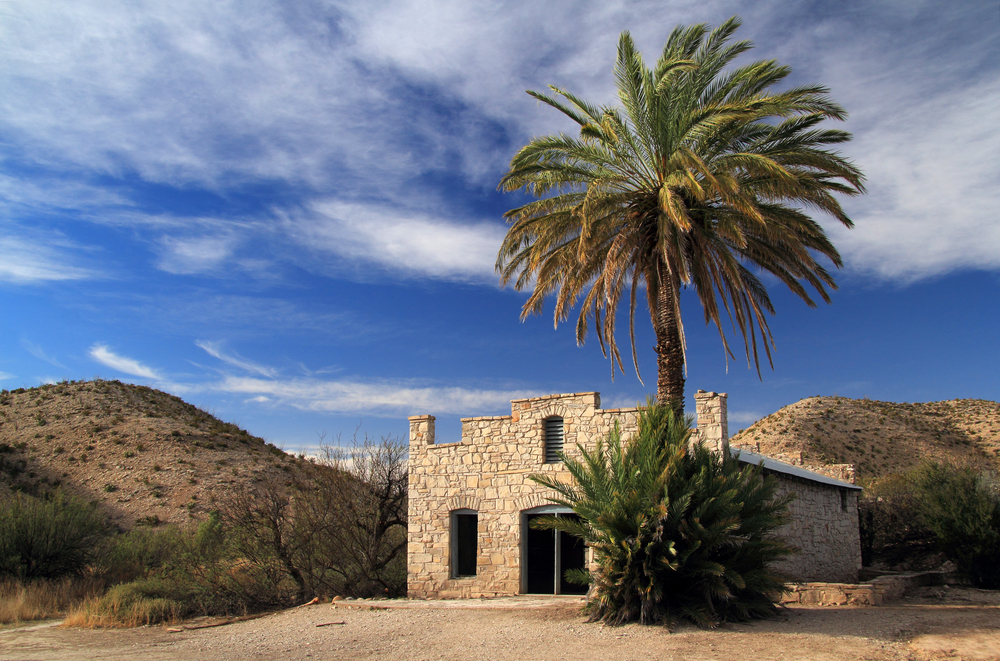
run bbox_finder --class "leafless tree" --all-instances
[218,431,408,601]
[315,431,408,596]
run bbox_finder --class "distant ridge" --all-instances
[731,396,1000,480]
[0,379,312,528]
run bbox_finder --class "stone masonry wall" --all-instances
[407,392,639,598]
[771,476,861,582]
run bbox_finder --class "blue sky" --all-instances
[1,0,997,450]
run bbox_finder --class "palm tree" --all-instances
[496,17,865,413]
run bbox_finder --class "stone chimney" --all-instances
[693,390,729,455]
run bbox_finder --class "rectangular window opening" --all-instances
[452,510,478,577]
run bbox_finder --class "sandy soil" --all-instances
[2,588,998,661]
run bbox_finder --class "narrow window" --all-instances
[451,509,478,577]
[840,489,849,512]
[544,416,565,463]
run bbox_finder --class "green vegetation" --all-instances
[497,17,864,412]
[530,403,794,628]
[0,432,408,626]
[0,492,107,580]
[860,462,1000,588]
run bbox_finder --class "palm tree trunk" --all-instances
[651,259,685,417]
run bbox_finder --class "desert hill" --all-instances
[731,396,1000,480]
[0,379,313,528]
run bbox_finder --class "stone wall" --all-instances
[407,392,639,598]
[771,475,861,582]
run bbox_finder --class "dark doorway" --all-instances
[523,512,587,595]
[453,512,478,577]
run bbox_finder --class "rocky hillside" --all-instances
[731,396,1000,480]
[0,379,313,529]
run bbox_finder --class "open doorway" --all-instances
[522,506,587,595]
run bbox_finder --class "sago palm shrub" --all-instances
[530,403,794,628]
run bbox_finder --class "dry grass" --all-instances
[63,583,183,628]
[0,577,104,625]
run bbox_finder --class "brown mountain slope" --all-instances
[0,379,313,529]
[731,396,1000,480]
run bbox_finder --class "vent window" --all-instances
[544,416,565,463]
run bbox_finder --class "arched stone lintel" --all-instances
[513,493,553,512]
[536,404,569,422]
[447,495,482,512]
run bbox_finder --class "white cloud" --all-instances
[728,410,764,427]
[831,78,1000,280]
[0,235,96,283]
[807,13,1000,282]
[0,371,15,381]
[288,200,506,282]
[88,344,162,380]
[196,340,278,377]
[156,234,237,274]
[0,1,444,189]
[214,375,537,416]
[0,0,995,286]
[21,340,66,369]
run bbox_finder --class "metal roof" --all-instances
[733,448,863,490]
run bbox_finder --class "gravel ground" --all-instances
[2,589,999,661]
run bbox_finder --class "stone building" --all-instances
[407,390,861,599]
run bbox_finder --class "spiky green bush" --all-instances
[530,403,794,628]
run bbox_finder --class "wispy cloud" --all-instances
[156,234,237,274]
[811,15,1000,282]
[21,339,66,369]
[84,342,532,417]
[0,235,95,283]
[728,410,765,427]
[287,200,505,282]
[195,340,278,377]
[88,344,162,380]
[213,375,537,416]
[0,0,996,286]
[0,371,15,381]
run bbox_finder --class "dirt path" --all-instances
[2,590,998,661]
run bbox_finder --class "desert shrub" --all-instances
[0,492,108,580]
[911,462,1000,589]
[93,525,186,585]
[531,403,794,628]
[69,512,286,626]
[858,473,936,568]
